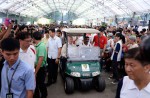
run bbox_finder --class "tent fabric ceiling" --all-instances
[0,0,150,19]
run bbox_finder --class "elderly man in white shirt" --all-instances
[61,36,75,57]
[60,36,76,72]
[46,29,62,86]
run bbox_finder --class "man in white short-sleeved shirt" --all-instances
[17,32,36,71]
[46,29,62,86]
[19,45,36,71]
[120,76,150,98]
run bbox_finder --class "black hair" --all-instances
[124,48,139,58]
[142,28,146,32]
[140,30,144,34]
[1,38,20,51]
[99,27,105,32]
[116,33,125,44]
[116,28,123,33]
[45,29,49,34]
[112,31,116,35]
[132,29,137,32]
[57,29,62,35]
[15,32,31,40]
[136,34,142,38]
[57,29,61,33]
[135,31,139,36]
[13,25,18,30]
[115,32,122,38]
[125,47,150,66]
[127,29,131,33]
[19,25,28,31]
[121,35,126,44]
[49,29,55,33]
[33,31,42,40]
[84,36,89,40]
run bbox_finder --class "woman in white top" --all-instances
[111,33,123,84]
[116,36,150,98]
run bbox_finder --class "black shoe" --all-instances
[52,80,57,84]
[41,96,47,98]
[46,82,52,87]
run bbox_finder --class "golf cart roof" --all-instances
[62,28,100,34]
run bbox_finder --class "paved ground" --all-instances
[47,71,117,98]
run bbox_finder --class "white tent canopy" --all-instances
[0,0,150,19]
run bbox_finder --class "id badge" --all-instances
[6,93,13,98]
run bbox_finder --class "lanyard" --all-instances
[6,61,20,93]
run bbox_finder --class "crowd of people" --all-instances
[0,21,150,98]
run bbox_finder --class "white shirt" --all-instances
[120,76,150,98]
[129,43,139,49]
[61,43,76,57]
[19,45,36,71]
[75,36,83,45]
[106,38,114,52]
[111,40,122,61]
[47,36,62,59]
[79,42,92,47]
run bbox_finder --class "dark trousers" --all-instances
[34,67,47,98]
[60,57,67,72]
[47,58,58,84]
[105,59,112,72]
[112,61,119,81]
[119,58,127,78]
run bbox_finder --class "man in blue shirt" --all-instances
[0,38,35,98]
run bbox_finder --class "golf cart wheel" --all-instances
[95,76,106,92]
[64,77,74,94]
